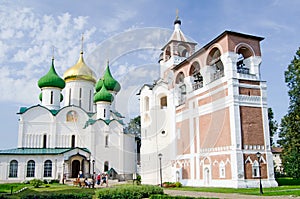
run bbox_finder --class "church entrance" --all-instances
[72,160,80,178]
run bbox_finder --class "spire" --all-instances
[174,9,181,25]
[81,33,84,53]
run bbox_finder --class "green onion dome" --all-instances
[38,58,66,89]
[95,61,121,92]
[94,84,114,103]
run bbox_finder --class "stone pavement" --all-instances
[164,189,300,199]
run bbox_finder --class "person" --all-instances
[79,170,83,178]
[84,177,91,188]
[96,173,101,185]
[100,173,108,187]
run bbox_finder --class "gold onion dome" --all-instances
[63,51,97,83]
[95,61,121,92]
[94,84,114,103]
[38,58,65,89]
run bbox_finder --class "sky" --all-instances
[0,0,299,149]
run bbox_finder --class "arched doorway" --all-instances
[72,160,80,178]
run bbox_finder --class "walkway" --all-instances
[164,189,300,199]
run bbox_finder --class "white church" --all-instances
[139,16,278,188]
[0,47,136,183]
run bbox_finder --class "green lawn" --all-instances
[171,185,300,196]
[0,178,299,198]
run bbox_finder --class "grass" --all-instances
[171,185,300,196]
[0,178,299,198]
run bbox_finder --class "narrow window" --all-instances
[104,109,106,118]
[44,160,52,177]
[71,135,75,148]
[104,161,109,172]
[89,90,92,111]
[50,91,53,104]
[9,160,18,178]
[79,88,82,107]
[252,160,259,177]
[26,160,35,177]
[160,96,167,109]
[105,135,109,147]
[219,162,225,178]
[43,134,47,148]
[69,88,71,106]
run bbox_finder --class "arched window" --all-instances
[178,44,189,57]
[175,72,185,84]
[207,48,224,81]
[165,46,171,61]
[27,160,35,177]
[144,96,149,111]
[252,160,259,177]
[9,160,18,178]
[236,45,253,74]
[189,62,203,90]
[160,96,167,109]
[44,160,52,177]
[71,135,75,148]
[104,161,109,172]
[66,111,78,122]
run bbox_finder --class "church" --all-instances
[139,15,278,188]
[0,45,136,183]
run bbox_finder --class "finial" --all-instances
[81,33,84,53]
[176,9,179,20]
[107,59,109,66]
[52,46,55,60]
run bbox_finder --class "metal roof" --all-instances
[0,147,90,155]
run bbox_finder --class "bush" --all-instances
[276,177,300,186]
[96,185,163,199]
[20,193,92,199]
[30,179,43,188]
[162,182,182,188]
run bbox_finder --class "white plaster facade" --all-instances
[0,52,136,183]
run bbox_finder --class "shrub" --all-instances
[175,182,182,188]
[96,185,163,199]
[30,179,43,188]
[20,193,92,199]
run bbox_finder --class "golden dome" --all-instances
[63,51,97,83]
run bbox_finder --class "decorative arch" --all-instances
[177,44,190,57]
[206,47,224,81]
[175,72,185,84]
[189,61,203,90]
[164,46,171,61]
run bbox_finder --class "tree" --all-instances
[278,47,300,179]
[268,107,278,146]
[124,116,141,138]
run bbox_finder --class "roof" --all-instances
[172,30,264,70]
[38,58,65,89]
[63,51,97,83]
[0,147,90,155]
[95,62,121,92]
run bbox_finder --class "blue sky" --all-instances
[0,0,299,149]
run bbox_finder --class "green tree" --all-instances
[278,47,300,179]
[268,107,278,146]
[124,116,141,138]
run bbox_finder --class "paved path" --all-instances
[164,189,300,199]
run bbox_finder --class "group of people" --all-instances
[96,172,109,187]
[77,170,109,188]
